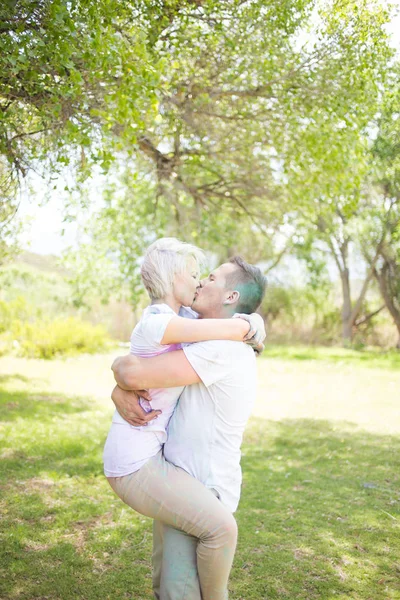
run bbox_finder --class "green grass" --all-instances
[1,350,399,599]
[263,344,400,370]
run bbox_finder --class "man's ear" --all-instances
[223,290,240,305]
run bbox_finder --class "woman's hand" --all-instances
[233,313,266,354]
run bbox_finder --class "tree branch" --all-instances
[8,128,49,143]
[354,305,385,327]
[350,240,384,325]
[264,239,292,274]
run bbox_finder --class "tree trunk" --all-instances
[340,264,376,345]
[340,268,353,344]
[390,316,400,349]
[374,262,400,351]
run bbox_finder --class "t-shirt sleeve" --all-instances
[141,313,176,345]
[183,340,233,387]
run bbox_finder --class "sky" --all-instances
[17,3,400,257]
[18,188,78,256]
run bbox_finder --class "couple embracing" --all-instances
[103,237,267,599]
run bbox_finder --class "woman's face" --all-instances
[172,256,200,308]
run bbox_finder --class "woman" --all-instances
[103,238,265,599]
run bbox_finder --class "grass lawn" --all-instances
[0,347,399,599]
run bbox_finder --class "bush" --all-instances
[0,296,34,334]
[261,286,294,321]
[7,317,111,359]
[260,283,340,344]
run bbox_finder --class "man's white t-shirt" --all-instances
[164,340,257,512]
[103,304,196,477]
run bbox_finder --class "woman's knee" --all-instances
[224,513,238,546]
[205,511,238,548]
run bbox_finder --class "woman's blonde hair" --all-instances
[141,237,205,301]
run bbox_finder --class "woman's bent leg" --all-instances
[108,451,237,600]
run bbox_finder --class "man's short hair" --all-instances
[141,237,205,301]
[225,256,267,314]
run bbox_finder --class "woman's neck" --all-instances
[152,295,181,315]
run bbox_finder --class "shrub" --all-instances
[8,317,111,359]
[0,296,34,334]
[260,282,342,344]
[261,286,294,321]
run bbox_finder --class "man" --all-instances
[112,257,266,599]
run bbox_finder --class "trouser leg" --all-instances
[108,452,236,600]
[160,525,202,600]
[153,520,164,600]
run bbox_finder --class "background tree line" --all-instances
[1,0,399,348]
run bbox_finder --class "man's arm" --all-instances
[112,350,201,391]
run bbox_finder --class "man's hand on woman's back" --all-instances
[111,385,160,427]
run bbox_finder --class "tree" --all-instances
[1,1,393,196]
[0,156,21,263]
[373,240,400,349]
[62,162,294,305]
[0,0,162,253]
[361,73,400,348]
[292,60,400,347]
[1,0,394,299]
[69,0,393,300]
[296,202,386,344]
[128,0,393,246]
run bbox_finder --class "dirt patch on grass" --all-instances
[63,511,116,551]
[25,477,56,491]
[24,540,52,552]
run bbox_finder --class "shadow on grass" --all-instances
[2,512,153,600]
[0,381,155,599]
[0,374,32,384]
[0,385,103,481]
[234,418,400,599]
[1,381,399,599]
[0,388,93,422]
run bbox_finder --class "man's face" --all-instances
[191,262,238,317]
